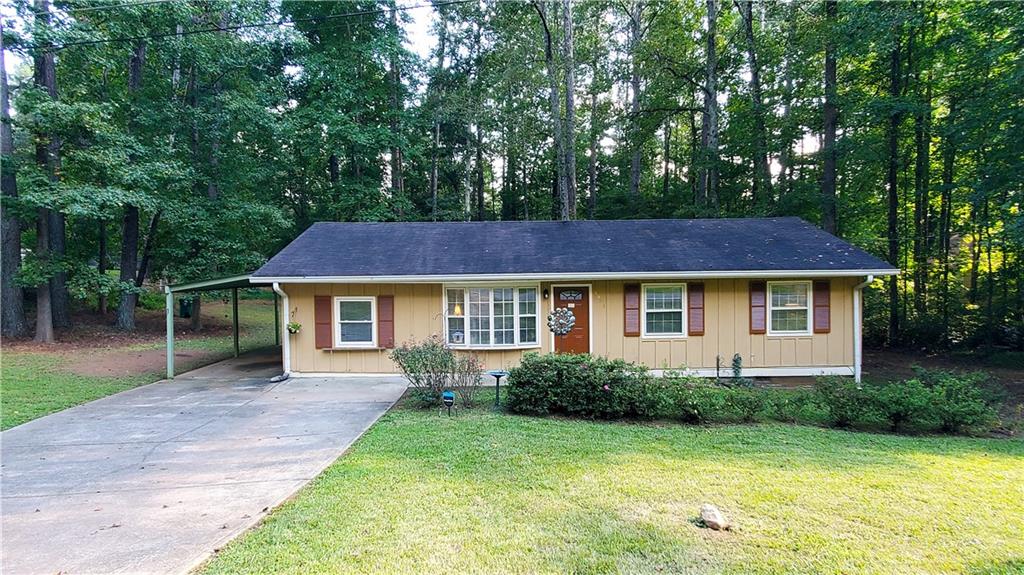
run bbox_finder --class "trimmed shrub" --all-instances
[727,388,771,423]
[814,376,870,427]
[507,352,656,418]
[866,379,935,432]
[917,369,999,433]
[767,390,813,423]
[663,379,730,424]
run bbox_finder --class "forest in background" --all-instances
[0,0,1021,353]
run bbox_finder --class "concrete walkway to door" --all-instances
[1,350,407,575]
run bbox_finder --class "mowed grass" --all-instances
[0,298,277,430]
[202,399,1024,575]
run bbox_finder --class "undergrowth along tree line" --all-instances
[1,1,1021,353]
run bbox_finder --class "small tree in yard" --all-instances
[390,336,483,408]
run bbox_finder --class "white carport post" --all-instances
[165,286,175,379]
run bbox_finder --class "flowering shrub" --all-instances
[390,336,483,408]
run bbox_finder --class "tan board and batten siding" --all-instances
[282,278,856,374]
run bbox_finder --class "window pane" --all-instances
[339,322,372,342]
[646,286,683,311]
[771,283,808,308]
[469,288,491,345]
[646,311,683,334]
[447,317,465,345]
[446,289,465,316]
[339,300,372,321]
[494,288,515,344]
[771,309,808,332]
[519,316,537,344]
[518,288,537,315]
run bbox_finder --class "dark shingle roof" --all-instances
[252,218,897,279]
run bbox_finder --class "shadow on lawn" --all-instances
[967,558,1024,575]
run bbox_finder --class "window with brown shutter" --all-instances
[688,283,705,336]
[314,295,332,349]
[624,283,640,336]
[813,280,831,333]
[749,281,767,334]
[378,295,395,348]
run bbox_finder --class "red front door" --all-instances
[553,286,590,354]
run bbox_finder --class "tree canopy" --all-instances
[1,0,1021,351]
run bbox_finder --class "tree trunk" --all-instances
[429,123,439,220]
[587,89,598,219]
[739,0,772,209]
[628,1,643,200]
[886,30,902,343]
[0,21,27,337]
[534,1,567,220]
[32,0,58,342]
[821,0,838,234]
[116,40,147,331]
[562,0,576,218]
[913,70,931,315]
[778,0,797,199]
[98,220,107,314]
[661,118,672,200]
[389,8,404,217]
[475,125,485,221]
[697,0,720,212]
[939,97,956,335]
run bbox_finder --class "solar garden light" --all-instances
[441,390,456,417]
[486,370,509,410]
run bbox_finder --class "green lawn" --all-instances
[202,398,1024,575]
[0,298,277,430]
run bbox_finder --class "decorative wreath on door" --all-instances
[547,307,576,336]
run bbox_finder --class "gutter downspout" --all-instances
[272,282,291,379]
[852,275,874,383]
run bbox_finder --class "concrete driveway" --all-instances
[1,351,407,575]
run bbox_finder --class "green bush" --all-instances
[138,289,166,311]
[814,376,871,427]
[915,369,998,433]
[726,387,771,423]
[767,390,813,423]
[867,379,935,432]
[506,353,656,418]
[660,379,729,424]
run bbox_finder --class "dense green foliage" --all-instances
[2,1,1021,350]
[508,352,1001,434]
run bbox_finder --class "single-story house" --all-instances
[249,218,898,381]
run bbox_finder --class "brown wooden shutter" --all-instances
[314,295,332,349]
[624,283,641,337]
[688,283,705,336]
[813,280,831,333]
[377,295,395,348]
[749,281,767,334]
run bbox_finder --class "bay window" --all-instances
[445,286,539,348]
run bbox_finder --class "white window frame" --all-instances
[333,296,377,348]
[443,284,541,350]
[767,280,813,336]
[641,283,687,339]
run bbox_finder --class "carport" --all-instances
[164,273,279,378]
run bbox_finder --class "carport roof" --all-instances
[165,273,254,293]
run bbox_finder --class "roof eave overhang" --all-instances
[250,269,899,285]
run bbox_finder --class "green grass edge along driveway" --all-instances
[202,402,1024,575]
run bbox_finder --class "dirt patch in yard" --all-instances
[65,348,218,377]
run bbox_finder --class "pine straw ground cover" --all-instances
[201,395,1023,575]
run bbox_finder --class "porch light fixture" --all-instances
[542,288,550,300]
